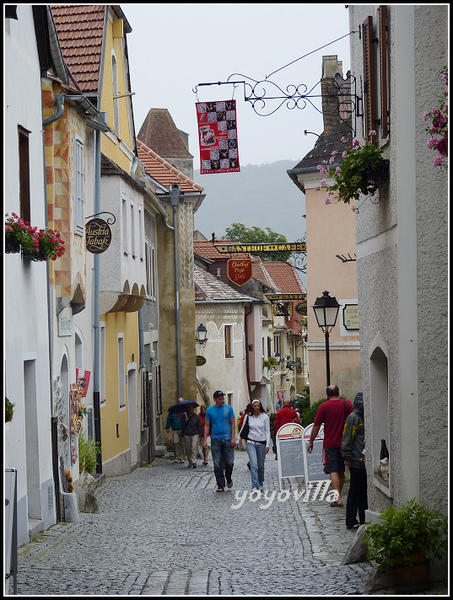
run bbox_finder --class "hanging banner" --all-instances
[227,258,252,286]
[196,100,240,174]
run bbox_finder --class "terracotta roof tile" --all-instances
[138,108,193,159]
[263,262,306,294]
[51,5,105,92]
[193,239,249,261]
[137,139,203,193]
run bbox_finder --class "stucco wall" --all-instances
[349,4,448,514]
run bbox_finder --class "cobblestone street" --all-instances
[14,450,444,595]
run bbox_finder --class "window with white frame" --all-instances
[100,322,106,405]
[122,198,128,254]
[118,334,126,408]
[145,240,156,299]
[74,136,84,236]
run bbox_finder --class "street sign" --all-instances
[276,423,305,490]
[215,242,306,254]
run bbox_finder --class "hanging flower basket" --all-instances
[5,235,20,254]
[317,132,388,205]
[365,159,390,185]
[5,213,65,261]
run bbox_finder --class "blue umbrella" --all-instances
[167,400,199,414]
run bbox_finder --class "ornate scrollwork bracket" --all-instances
[193,73,362,137]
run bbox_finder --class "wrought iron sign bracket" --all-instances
[193,73,362,137]
[85,211,116,225]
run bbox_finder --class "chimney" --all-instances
[321,55,344,135]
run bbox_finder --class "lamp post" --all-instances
[312,291,340,387]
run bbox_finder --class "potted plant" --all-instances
[5,213,33,254]
[317,131,389,207]
[364,498,448,591]
[5,397,14,422]
[423,67,448,168]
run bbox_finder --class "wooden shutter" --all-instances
[379,5,390,138]
[362,16,377,138]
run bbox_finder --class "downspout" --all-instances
[169,184,182,398]
[42,93,65,127]
[93,113,106,474]
[244,303,253,402]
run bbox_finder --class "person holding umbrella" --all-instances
[165,397,186,463]
[181,402,203,468]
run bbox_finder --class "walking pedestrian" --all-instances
[198,404,209,465]
[307,385,353,507]
[341,392,368,529]
[181,402,203,468]
[237,403,252,450]
[165,397,186,463]
[273,398,300,460]
[239,399,271,490]
[203,390,236,492]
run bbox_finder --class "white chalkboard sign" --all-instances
[302,423,330,492]
[276,423,304,490]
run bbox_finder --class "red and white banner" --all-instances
[196,100,240,174]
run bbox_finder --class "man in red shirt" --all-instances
[273,399,300,459]
[307,385,353,507]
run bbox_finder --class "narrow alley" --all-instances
[15,449,378,595]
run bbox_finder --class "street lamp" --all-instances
[196,323,208,344]
[312,290,340,386]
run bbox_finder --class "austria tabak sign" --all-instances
[85,218,112,254]
[227,258,252,286]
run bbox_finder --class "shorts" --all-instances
[323,447,345,474]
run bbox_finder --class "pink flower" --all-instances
[325,198,331,205]
[434,155,443,167]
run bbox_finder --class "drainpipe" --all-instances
[169,184,182,398]
[93,113,106,474]
[42,93,65,127]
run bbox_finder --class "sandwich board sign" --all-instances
[302,423,330,493]
[276,422,304,491]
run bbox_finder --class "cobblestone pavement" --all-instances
[15,449,447,596]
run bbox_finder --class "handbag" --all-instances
[239,415,250,440]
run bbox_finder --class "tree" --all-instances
[224,223,291,261]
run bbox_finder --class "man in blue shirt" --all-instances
[203,390,236,492]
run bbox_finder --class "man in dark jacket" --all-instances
[341,392,368,529]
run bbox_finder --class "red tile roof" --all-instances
[138,108,193,159]
[51,5,106,92]
[263,262,306,294]
[193,239,250,261]
[137,139,203,193]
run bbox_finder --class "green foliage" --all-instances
[225,223,291,261]
[78,435,102,474]
[263,356,278,369]
[364,498,448,572]
[300,397,326,428]
[295,385,310,415]
[5,397,14,422]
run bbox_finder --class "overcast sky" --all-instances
[124,4,351,167]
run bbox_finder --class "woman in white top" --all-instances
[239,399,271,490]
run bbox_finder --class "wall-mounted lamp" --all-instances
[196,323,208,344]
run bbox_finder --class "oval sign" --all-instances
[196,355,206,366]
[86,218,112,254]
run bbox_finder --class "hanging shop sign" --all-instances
[85,218,112,254]
[227,258,252,286]
[196,356,206,366]
[196,100,240,174]
[216,242,306,253]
